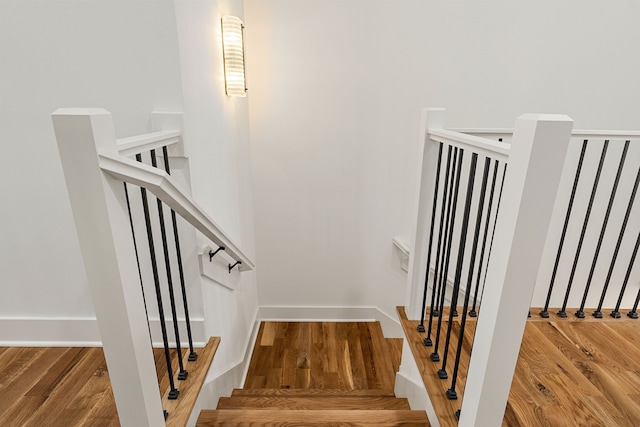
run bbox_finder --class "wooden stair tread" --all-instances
[231,388,397,397]
[163,336,220,427]
[366,322,398,390]
[197,409,430,426]
[217,395,411,410]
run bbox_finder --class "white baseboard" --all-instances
[395,339,440,426]
[0,317,102,347]
[188,359,246,427]
[0,317,205,347]
[258,305,403,338]
[188,305,261,422]
[0,305,400,345]
[240,307,262,384]
[395,371,440,427]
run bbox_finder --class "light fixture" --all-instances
[221,16,247,97]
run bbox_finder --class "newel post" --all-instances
[459,114,573,426]
[406,108,447,320]
[52,109,165,426]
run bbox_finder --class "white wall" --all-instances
[173,0,259,378]
[244,0,640,321]
[0,0,259,385]
[0,0,184,322]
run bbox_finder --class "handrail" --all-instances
[428,128,510,162]
[99,151,255,271]
[571,130,640,139]
[117,130,181,157]
[451,127,640,140]
[448,128,513,137]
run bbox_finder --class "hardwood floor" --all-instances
[3,317,637,426]
[244,322,399,391]
[0,338,219,427]
[399,306,640,427]
[0,347,116,427]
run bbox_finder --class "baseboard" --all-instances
[395,338,440,426]
[0,317,206,347]
[240,307,262,384]
[395,371,440,427]
[0,305,400,345]
[258,305,403,338]
[187,306,261,423]
[188,360,246,427]
[204,305,261,384]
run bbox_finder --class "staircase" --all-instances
[196,322,430,426]
[197,388,429,425]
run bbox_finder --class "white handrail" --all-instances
[99,151,255,271]
[570,129,640,139]
[451,127,640,140]
[117,130,181,157]
[449,128,513,136]
[428,128,511,162]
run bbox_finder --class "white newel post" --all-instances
[406,108,447,320]
[52,109,165,426]
[459,114,573,426]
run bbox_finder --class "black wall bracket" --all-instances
[209,246,225,261]
[229,260,242,273]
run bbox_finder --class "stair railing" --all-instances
[450,128,640,319]
[406,108,573,425]
[52,108,254,426]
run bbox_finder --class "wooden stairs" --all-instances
[197,388,429,425]
[195,321,430,426]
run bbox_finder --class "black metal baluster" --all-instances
[540,140,588,318]
[161,146,198,362]
[576,141,628,318]
[418,143,444,333]
[425,145,454,346]
[448,155,489,400]
[433,147,456,321]
[476,163,507,309]
[137,153,179,400]
[612,228,640,318]
[151,149,188,381]
[434,146,459,321]
[431,148,464,363]
[123,183,152,338]
[470,159,499,317]
[594,145,636,317]
[629,281,640,319]
[439,154,478,388]
[558,141,609,318]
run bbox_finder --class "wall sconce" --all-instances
[221,16,247,97]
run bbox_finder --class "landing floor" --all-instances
[400,307,640,427]
[2,317,638,426]
[244,322,402,391]
[0,343,214,427]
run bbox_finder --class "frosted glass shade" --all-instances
[221,16,247,97]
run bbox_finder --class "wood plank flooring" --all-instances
[0,347,113,427]
[243,322,398,392]
[400,306,640,427]
[3,316,638,426]
[0,339,218,427]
